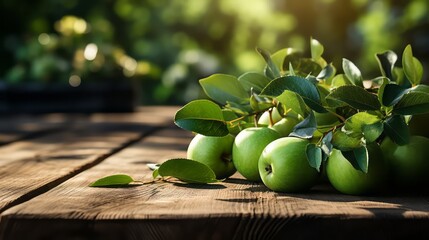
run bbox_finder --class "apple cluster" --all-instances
[186,109,429,194]
[187,107,320,193]
[174,38,429,195]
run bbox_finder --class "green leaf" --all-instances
[238,72,271,93]
[331,74,353,88]
[289,111,317,139]
[342,58,364,87]
[276,90,308,117]
[320,131,333,156]
[412,84,429,94]
[393,91,429,115]
[146,163,160,171]
[290,58,323,77]
[413,57,424,84]
[307,76,319,85]
[402,45,423,85]
[281,49,322,77]
[331,130,362,151]
[343,112,383,142]
[317,63,335,80]
[257,47,281,79]
[326,85,381,110]
[89,174,134,187]
[224,101,252,116]
[372,76,388,86]
[222,108,238,121]
[306,143,322,172]
[375,50,397,81]
[311,38,324,60]
[282,51,303,72]
[341,146,369,173]
[261,75,326,113]
[336,106,359,120]
[250,92,274,112]
[158,159,218,183]
[199,74,248,105]
[316,84,331,108]
[383,115,410,145]
[221,109,242,134]
[382,83,409,106]
[288,62,296,76]
[377,77,390,104]
[147,163,161,178]
[344,112,381,131]
[271,48,294,72]
[362,123,384,143]
[152,169,159,179]
[175,100,229,136]
[393,67,412,88]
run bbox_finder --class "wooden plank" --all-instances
[0,107,177,215]
[0,106,179,146]
[1,127,428,240]
[0,113,72,146]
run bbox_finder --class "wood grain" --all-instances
[0,107,177,215]
[1,125,428,240]
[0,113,71,146]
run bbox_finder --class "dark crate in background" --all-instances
[0,83,138,114]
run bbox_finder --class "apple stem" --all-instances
[326,109,346,122]
[265,165,272,174]
[268,108,274,127]
[227,107,275,128]
[221,153,232,163]
[254,114,259,127]
[237,123,244,132]
[133,177,173,185]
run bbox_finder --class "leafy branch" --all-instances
[91,39,429,187]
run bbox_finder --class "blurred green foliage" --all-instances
[1,0,428,105]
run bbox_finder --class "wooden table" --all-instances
[0,106,428,240]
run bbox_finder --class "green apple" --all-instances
[381,135,429,190]
[232,127,280,182]
[270,117,300,137]
[258,108,300,136]
[187,134,236,179]
[409,113,429,138]
[258,137,319,192]
[326,143,388,195]
[258,107,283,125]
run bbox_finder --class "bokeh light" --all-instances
[38,33,51,45]
[84,43,98,61]
[0,0,428,106]
[69,75,81,87]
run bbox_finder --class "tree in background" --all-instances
[1,0,428,105]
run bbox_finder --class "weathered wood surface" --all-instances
[0,107,428,240]
[0,107,175,213]
[0,113,70,146]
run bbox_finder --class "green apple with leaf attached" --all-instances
[326,143,388,195]
[381,135,429,190]
[233,127,280,182]
[258,107,300,136]
[258,137,319,192]
[187,134,236,179]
